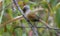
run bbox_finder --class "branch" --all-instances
[0,15,23,28]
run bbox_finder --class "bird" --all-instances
[22,4,40,22]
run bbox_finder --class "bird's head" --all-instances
[23,5,30,13]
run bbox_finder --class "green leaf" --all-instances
[49,0,58,7]
[41,0,48,9]
[55,6,60,28]
[0,0,5,24]
[23,0,29,3]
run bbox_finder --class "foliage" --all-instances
[0,0,60,36]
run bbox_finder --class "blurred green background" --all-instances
[0,0,60,36]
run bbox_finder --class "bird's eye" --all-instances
[23,7,26,13]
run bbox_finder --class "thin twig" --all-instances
[14,26,60,31]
